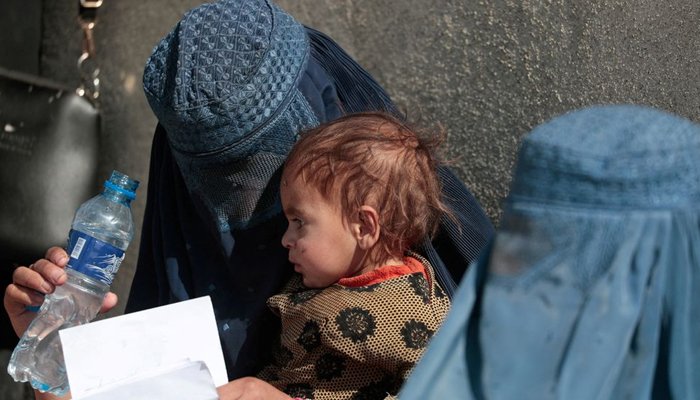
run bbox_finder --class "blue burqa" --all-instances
[127,0,493,380]
[400,105,700,400]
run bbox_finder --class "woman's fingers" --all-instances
[100,292,119,314]
[5,247,119,339]
[32,258,67,287]
[4,283,45,314]
[45,247,70,267]
[12,265,55,294]
[4,278,47,337]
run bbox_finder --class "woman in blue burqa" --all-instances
[4,0,493,397]
[399,105,700,400]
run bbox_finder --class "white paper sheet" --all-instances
[59,296,228,399]
[75,360,220,400]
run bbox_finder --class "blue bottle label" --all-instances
[66,230,124,285]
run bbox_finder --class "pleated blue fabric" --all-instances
[400,105,700,400]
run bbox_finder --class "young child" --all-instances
[255,111,453,400]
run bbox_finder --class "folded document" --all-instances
[59,296,227,399]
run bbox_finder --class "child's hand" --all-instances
[217,377,294,400]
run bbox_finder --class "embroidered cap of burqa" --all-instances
[130,0,493,379]
[400,105,700,400]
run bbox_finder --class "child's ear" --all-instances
[354,205,380,250]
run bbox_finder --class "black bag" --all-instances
[0,67,100,262]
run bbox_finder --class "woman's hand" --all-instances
[217,377,294,400]
[3,247,118,338]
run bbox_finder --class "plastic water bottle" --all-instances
[7,171,139,395]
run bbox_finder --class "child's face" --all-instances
[280,174,368,288]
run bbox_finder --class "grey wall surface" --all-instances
[33,0,700,317]
[275,0,700,222]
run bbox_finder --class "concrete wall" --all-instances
[275,0,700,221]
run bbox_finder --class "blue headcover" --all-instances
[130,0,494,380]
[400,105,700,400]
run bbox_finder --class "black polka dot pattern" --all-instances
[257,253,450,400]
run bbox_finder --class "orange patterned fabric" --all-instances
[257,253,450,400]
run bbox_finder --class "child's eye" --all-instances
[293,218,305,228]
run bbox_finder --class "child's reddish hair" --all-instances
[283,111,451,266]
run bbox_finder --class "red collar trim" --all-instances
[338,257,426,287]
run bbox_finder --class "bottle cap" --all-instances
[104,170,139,200]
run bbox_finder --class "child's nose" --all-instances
[281,229,293,249]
